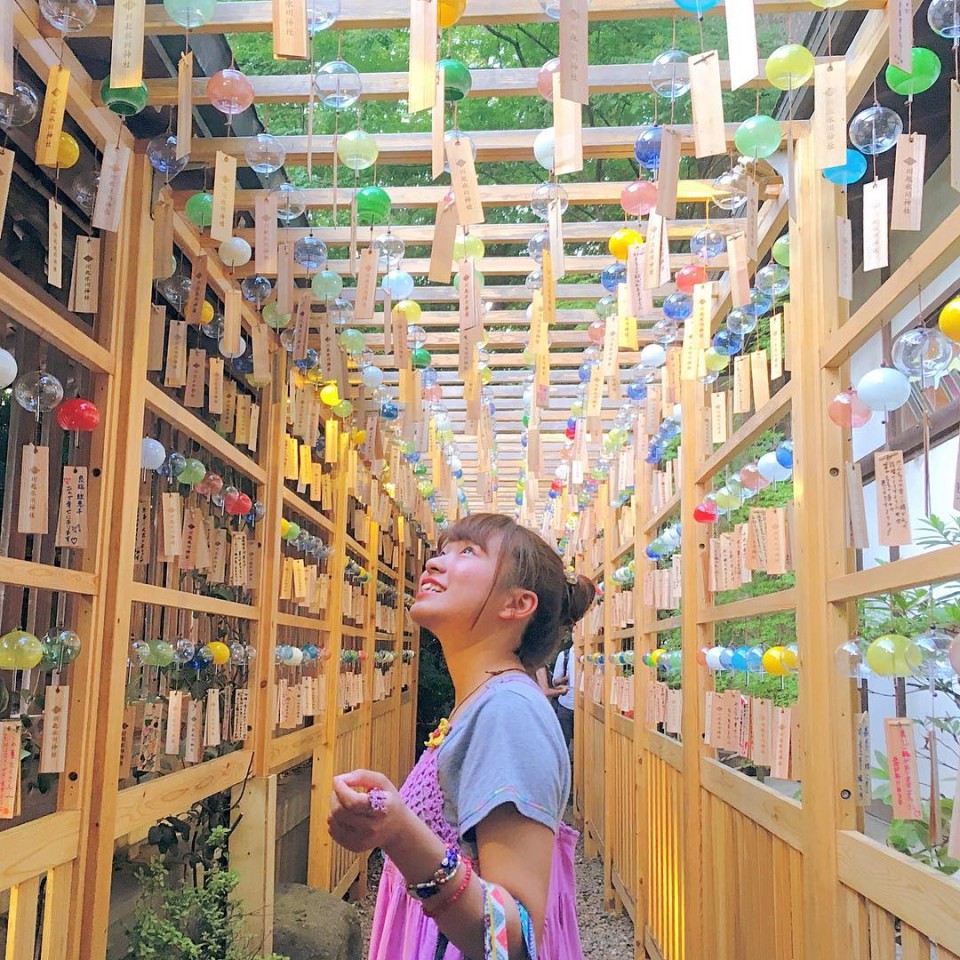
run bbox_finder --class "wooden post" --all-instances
[231,775,278,955]
[600,489,620,914]
[790,130,860,960]
[74,152,155,960]
[248,346,286,770]
[391,511,406,782]
[633,446,651,960]
[572,610,585,832]
[678,376,710,960]
[234,339,286,951]
[307,430,351,889]
[352,514,380,900]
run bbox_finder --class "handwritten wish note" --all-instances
[884,718,922,819]
[874,449,912,546]
[55,466,88,549]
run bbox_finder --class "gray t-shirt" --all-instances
[436,674,570,852]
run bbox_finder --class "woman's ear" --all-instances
[498,587,539,622]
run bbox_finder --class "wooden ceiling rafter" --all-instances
[226,253,729,279]
[174,180,782,213]
[66,0,886,38]
[139,59,843,108]
[187,122,808,166]
[196,219,746,245]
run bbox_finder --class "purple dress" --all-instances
[368,733,584,960]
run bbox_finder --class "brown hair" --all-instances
[438,513,596,669]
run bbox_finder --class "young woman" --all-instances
[327,513,595,960]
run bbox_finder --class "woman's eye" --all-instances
[461,545,475,555]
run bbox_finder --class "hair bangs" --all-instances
[437,513,514,554]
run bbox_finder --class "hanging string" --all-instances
[307,36,316,181]
[332,109,340,227]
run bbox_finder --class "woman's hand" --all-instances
[327,769,409,853]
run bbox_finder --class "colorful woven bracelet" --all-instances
[406,847,461,900]
[478,880,539,960]
[423,858,473,920]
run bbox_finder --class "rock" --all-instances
[274,883,363,960]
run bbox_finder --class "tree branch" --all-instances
[483,24,528,67]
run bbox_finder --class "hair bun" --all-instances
[561,574,596,626]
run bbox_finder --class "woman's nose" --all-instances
[425,553,444,573]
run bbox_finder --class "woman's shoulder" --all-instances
[473,674,554,718]
[449,675,562,747]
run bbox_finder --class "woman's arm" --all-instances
[328,772,553,960]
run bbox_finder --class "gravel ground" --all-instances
[352,819,635,959]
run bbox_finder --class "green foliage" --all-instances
[122,782,287,960]
[870,752,959,875]
[858,511,960,877]
[125,853,287,960]
[415,631,455,754]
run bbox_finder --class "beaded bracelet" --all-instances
[406,847,461,900]
[422,858,473,920]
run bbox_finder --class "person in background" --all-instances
[535,663,567,708]
[551,637,575,752]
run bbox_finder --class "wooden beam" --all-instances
[70,0,884,37]
[647,731,683,770]
[844,0,924,113]
[337,283,609,302]
[282,487,335,532]
[180,180,781,212]
[0,556,97,596]
[0,811,80,891]
[206,218,745,247]
[696,587,796,623]
[269,725,324,774]
[6,874,41,960]
[143,60,839,107]
[14,0,132,151]
[231,775,278,955]
[191,123,806,166]
[696,383,794,484]
[700,759,802,851]
[827,545,960,602]
[366,329,657,350]
[836,831,960,956]
[113,750,255,838]
[821,205,960,368]
[644,493,681,534]
[129,581,260,620]
[231,253,728,278]
[144,382,268,484]
[367,350,642,369]
[0,266,115,375]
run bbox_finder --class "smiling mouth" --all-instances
[417,583,444,596]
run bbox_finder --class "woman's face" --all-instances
[409,533,505,636]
